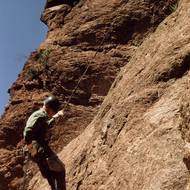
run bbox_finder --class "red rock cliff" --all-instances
[0,0,182,189]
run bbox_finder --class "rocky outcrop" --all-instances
[30,0,190,189]
[0,0,180,189]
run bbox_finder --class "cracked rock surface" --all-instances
[0,0,183,189]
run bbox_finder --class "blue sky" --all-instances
[0,0,47,114]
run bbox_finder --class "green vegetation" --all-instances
[27,67,39,80]
[37,48,52,67]
[27,48,52,80]
[169,3,178,13]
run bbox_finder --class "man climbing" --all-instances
[23,96,66,190]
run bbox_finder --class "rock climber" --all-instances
[23,96,66,190]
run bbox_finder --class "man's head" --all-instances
[43,96,60,116]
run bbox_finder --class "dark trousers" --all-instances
[36,156,66,190]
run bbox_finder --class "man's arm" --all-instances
[47,110,64,125]
[23,124,35,144]
[24,116,46,144]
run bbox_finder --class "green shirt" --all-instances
[23,108,54,144]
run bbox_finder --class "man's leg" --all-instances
[36,157,57,190]
[46,174,56,190]
[55,170,66,190]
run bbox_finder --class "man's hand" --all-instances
[27,141,43,158]
[53,110,64,119]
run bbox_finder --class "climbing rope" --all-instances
[62,32,109,110]
[60,1,129,108]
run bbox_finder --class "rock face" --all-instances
[30,0,190,189]
[0,0,182,189]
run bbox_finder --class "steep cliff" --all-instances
[0,0,182,189]
[30,0,190,189]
